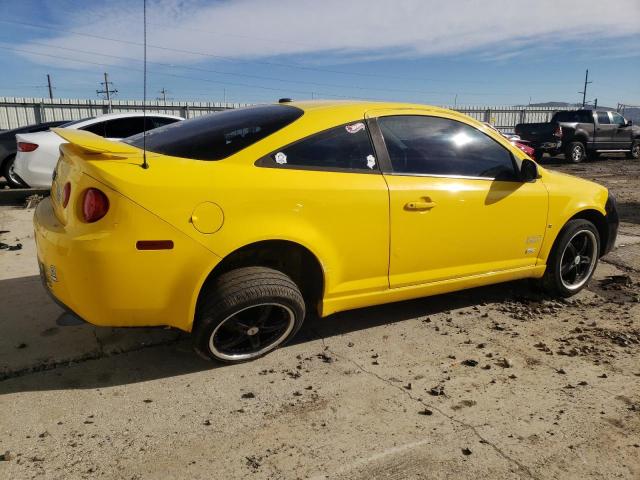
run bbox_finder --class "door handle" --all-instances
[405,200,437,210]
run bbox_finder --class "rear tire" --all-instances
[193,267,305,363]
[540,219,600,297]
[1,155,26,188]
[628,140,640,159]
[565,141,586,163]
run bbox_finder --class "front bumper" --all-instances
[34,196,220,331]
[602,193,619,256]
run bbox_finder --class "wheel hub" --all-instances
[573,147,581,160]
[559,229,597,291]
[208,302,296,361]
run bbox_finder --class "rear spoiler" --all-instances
[52,128,142,155]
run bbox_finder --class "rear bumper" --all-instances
[34,196,220,331]
[13,151,53,188]
[38,260,87,324]
[531,141,562,152]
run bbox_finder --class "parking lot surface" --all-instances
[1,156,639,479]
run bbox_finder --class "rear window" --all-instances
[553,111,593,123]
[124,105,304,160]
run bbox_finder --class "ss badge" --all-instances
[49,265,58,282]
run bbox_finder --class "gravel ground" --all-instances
[0,155,639,480]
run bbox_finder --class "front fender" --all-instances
[537,169,608,263]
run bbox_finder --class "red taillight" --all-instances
[62,182,71,208]
[18,142,39,152]
[553,125,563,138]
[82,188,109,223]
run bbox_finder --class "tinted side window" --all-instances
[578,111,593,123]
[125,105,304,160]
[611,113,625,126]
[596,112,610,124]
[379,116,517,180]
[259,122,377,172]
[149,117,180,129]
[103,117,147,138]
[81,122,106,137]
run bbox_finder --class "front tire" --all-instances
[193,267,305,363]
[628,140,640,159]
[565,141,586,163]
[541,219,600,297]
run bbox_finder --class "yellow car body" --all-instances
[33,101,617,347]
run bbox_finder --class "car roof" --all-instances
[272,100,479,132]
[65,112,183,129]
[283,100,468,123]
[85,112,183,121]
[287,100,449,114]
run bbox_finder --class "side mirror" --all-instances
[520,159,539,182]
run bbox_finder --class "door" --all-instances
[372,112,548,288]
[609,112,632,149]
[254,120,390,297]
[594,111,616,149]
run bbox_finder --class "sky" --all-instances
[0,0,638,107]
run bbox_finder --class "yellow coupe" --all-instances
[34,101,619,362]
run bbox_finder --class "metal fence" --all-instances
[0,97,575,131]
[0,97,250,130]
[440,105,575,132]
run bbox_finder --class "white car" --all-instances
[13,112,183,188]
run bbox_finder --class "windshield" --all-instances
[124,105,304,160]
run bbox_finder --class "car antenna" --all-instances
[141,0,149,169]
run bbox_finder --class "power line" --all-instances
[7,45,555,103]
[56,0,324,50]
[0,45,370,100]
[5,37,519,97]
[0,17,583,87]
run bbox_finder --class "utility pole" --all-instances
[578,69,592,108]
[46,74,53,100]
[158,87,168,102]
[96,72,118,101]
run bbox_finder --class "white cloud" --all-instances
[15,0,640,69]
